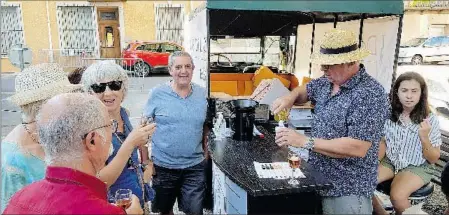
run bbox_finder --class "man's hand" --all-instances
[271,94,296,115]
[125,195,143,215]
[275,127,307,148]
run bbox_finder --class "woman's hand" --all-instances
[418,118,431,140]
[143,163,155,183]
[125,123,156,148]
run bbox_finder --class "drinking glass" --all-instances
[287,151,300,186]
[141,113,154,147]
[274,109,290,122]
[115,189,132,209]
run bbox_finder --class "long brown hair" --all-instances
[390,72,430,124]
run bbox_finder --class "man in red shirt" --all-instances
[4,93,143,215]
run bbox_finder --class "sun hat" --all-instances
[8,63,82,106]
[311,29,371,65]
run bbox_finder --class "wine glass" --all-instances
[115,189,132,209]
[274,108,290,122]
[287,151,300,186]
[140,113,154,147]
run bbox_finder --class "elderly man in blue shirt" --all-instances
[144,51,208,215]
[272,29,390,214]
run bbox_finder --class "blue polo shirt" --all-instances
[143,82,207,169]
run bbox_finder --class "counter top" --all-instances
[208,124,333,197]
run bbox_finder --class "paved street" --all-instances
[1,74,171,138]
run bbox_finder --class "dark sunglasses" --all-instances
[90,81,123,93]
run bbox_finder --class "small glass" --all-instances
[287,151,300,186]
[274,109,290,122]
[115,189,132,209]
[141,114,154,148]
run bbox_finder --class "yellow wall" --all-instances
[1,0,196,73]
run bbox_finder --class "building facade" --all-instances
[402,0,449,43]
[1,0,205,72]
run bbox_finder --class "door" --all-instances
[422,37,442,62]
[97,8,121,58]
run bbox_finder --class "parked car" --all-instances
[398,36,449,65]
[122,41,184,76]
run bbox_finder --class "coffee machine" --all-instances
[229,99,257,141]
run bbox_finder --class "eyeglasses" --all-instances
[90,81,123,94]
[82,119,116,139]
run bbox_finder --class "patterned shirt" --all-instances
[385,113,442,171]
[306,65,390,197]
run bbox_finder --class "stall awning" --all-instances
[206,0,404,15]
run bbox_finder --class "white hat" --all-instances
[8,63,82,106]
[311,29,371,65]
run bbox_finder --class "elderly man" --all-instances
[272,29,390,214]
[144,51,207,215]
[3,93,142,215]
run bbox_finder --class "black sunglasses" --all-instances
[90,81,123,94]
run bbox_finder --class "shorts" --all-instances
[151,160,206,215]
[380,157,432,184]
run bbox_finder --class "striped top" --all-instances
[384,113,442,170]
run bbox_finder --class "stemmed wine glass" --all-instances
[140,113,154,148]
[288,151,300,186]
[115,189,132,209]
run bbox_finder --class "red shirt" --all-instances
[4,166,126,214]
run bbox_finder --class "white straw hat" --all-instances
[311,29,371,65]
[8,63,82,106]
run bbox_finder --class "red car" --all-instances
[122,41,184,76]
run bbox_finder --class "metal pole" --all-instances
[333,13,338,28]
[206,9,211,97]
[391,14,404,91]
[308,14,316,77]
[358,14,365,48]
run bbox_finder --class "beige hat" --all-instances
[8,63,82,106]
[311,29,371,65]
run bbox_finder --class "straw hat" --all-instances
[311,29,371,65]
[8,63,82,106]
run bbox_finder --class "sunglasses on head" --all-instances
[90,81,123,93]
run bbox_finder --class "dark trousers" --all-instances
[151,160,206,215]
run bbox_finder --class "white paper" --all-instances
[253,162,306,179]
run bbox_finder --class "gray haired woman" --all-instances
[81,61,155,211]
[1,63,81,212]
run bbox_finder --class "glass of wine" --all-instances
[288,151,300,186]
[274,109,290,122]
[115,189,132,210]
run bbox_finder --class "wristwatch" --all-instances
[304,137,315,150]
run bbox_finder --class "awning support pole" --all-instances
[391,14,404,91]
[308,14,316,77]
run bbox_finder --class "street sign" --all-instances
[8,44,32,71]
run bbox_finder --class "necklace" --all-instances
[23,123,40,144]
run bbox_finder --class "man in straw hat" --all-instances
[1,63,81,212]
[4,93,142,214]
[272,29,390,214]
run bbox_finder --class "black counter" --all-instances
[208,125,333,197]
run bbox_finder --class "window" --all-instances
[155,5,183,45]
[57,6,98,55]
[145,44,160,52]
[161,44,180,53]
[1,5,24,56]
[441,37,449,47]
[424,37,442,47]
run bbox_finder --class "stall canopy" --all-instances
[206,0,404,37]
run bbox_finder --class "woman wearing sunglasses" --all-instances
[81,61,155,212]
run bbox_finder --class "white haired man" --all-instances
[3,93,143,215]
[144,51,208,215]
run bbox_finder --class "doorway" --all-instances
[97,7,121,58]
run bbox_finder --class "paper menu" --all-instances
[253,162,306,179]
